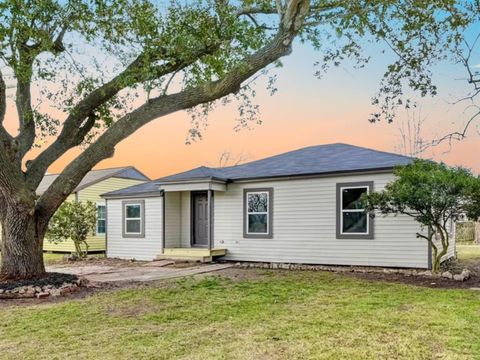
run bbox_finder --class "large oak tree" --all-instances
[0,0,469,279]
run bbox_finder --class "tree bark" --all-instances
[0,209,45,280]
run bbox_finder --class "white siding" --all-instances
[180,192,191,247]
[107,197,163,260]
[164,192,181,248]
[213,173,430,269]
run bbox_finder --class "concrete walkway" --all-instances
[47,263,233,283]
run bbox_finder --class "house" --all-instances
[102,143,456,269]
[41,167,149,253]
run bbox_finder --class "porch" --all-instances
[159,179,228,262]
[157,248,227,263]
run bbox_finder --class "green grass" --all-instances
[457,244,480,260]
[0,252,65,266]
[0,270,479,359]
[42,253,67,265]
[0,252,105,266]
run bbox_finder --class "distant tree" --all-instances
[395,108,429,157]
[363,160,480,272]
[218,149,250,167]
[47,201,97,259]
[0,0,471,279]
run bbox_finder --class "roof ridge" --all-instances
[336,143,413,160]
[218,143,411,171]
[216,143,339,171]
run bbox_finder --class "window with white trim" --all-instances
[336,182,373,239]
[244,189,273,238]
[123,202,144,237]
[96,204,106,235]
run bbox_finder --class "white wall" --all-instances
[180,192,191,247]
[106,172,453,268]
[107,196,163,260]
[213,172,431,268]
[164,192,181,248]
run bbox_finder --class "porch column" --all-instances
[207,189,212,250]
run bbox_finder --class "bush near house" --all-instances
[47,201,97,258]
[364,160,480,272]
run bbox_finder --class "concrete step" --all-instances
[155,254,213,263]
[162,248,227,257]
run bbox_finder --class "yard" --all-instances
[0,248,479,359]
[0,252,103,266]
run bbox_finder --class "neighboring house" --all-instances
[102,144,456,269]
[41,167,149,253]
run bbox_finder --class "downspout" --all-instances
[161,192,165,254]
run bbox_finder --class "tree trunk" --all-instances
[0,210,45,280]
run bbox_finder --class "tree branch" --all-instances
[36,0,310,220]
[14,74,35,158]
[0,68,12,144]
[235,6,278,16]
[26,42,222,188]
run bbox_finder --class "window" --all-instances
[122,200,145,238]
[96,204,106,235]
[243,188,273,238]
[336,182,373,239]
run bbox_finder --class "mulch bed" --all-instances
[347,271,480,289]
[0,272,79,291]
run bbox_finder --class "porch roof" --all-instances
[101,180,162,198]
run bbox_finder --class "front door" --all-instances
[192,192,209,247]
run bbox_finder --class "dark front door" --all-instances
[192,192,209,247]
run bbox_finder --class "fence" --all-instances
[456,222,479,244]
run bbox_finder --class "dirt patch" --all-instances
[213,267,274,282]
[165,261,204,269]
[216,266,479,289]
[341,256,480,290]
[57,257,148,268]
[346,271,479,289]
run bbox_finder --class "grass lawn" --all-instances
[0,268,479,359]
[457,244,480,260]
[0,252,106,267]
[42,253,67,265]
[0,252,65,266]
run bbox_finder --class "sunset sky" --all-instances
[4,37,480,180]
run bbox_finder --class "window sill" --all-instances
[243,233,273,239]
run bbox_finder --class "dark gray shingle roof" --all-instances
[157,166,228,182]
[102,181,161,198]
[218,143,412,180]
[103,143,413,198]
[37,166,149,195]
